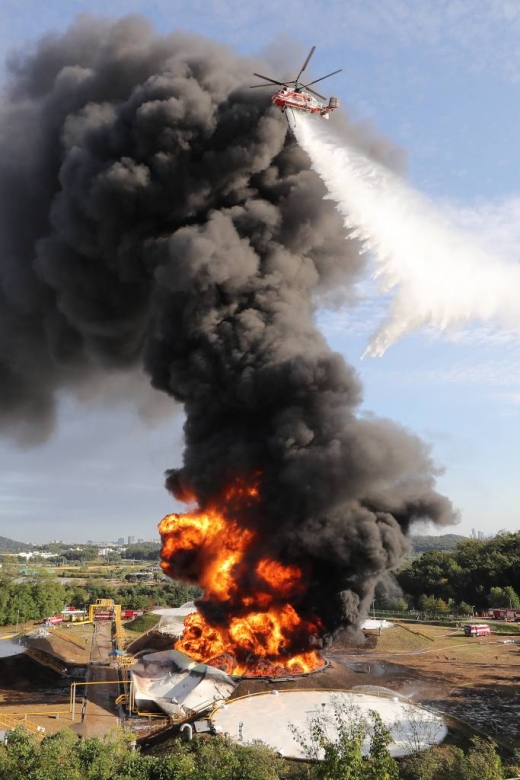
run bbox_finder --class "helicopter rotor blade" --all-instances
[294,46,316,85]
[252,73,287,86]
[303,69,342,88]
[307,87,327,101]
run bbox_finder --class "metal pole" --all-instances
[72,682,76,721]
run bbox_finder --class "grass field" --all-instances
[486,622,520,634]
[123,613,159,633]
[374,625,432,653]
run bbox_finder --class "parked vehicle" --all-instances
[46,615,63,626]
[120,609,145,619]
[487,608,520,621]
[464,623,491,637]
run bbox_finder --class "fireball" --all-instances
[159,476,324,676]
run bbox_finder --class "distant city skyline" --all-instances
[4,528,485,548]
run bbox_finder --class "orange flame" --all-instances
[159,477,324,676]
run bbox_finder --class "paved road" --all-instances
[74,622,120,738]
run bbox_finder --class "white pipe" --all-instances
[180,723,193,741]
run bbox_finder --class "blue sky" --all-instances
[1,0,519,543]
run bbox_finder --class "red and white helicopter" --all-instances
[250,46,341,123]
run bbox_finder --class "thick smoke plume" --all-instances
[295,116,520,357]
[0,16,455,636]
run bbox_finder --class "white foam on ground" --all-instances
[211,689,447,759]
[361,619,394,630]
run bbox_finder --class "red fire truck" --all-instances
[487,608,520,621]
[46,615,63,626]
[120,609,145,619]
[464,623,491,637]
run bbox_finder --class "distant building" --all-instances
[98,547,116,557]
[128,535,135,545]
[117,537,125,545]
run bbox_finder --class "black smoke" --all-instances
[0,15,456,636]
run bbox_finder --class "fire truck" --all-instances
[45,615,63,626]
[121,609,145,619]
[464,623,491,637]
[487,608,520,621]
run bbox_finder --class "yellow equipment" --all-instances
[88,599,121,622]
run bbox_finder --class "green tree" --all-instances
[399,738,504,780]
[33,730,82,780]
[126,543,161,561]
[65,585,90,608]
[0,727,38,780]
[290,696,398,780]
[77,732,147,780]
[31,578,66,618]
[460,737,503,780]
[418,595,449,615]
[0,578,69,626]
[5,581,35,624]
[488,586,520,609]
[62,548,98,562]
[398,551,463,605]
[364,712,398,780]
[234,742,288,780]
[397,532,520,610]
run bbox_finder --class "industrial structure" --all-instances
[2,600,453,758]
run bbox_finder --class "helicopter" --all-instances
[250,46,341,124]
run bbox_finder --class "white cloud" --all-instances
[156,0,520,80]
[4,1,520,82]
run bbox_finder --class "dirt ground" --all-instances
[1,621,519,748]
[333,623,520,749]
[0,653,83,735]
[0,622,120,738]
[24,624,93,665]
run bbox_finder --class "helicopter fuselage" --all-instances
[271,87,339,119]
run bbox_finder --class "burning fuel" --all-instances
[0,17,456,671]
[159,477,324,675]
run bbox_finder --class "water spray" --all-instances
[294,116,520,356]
